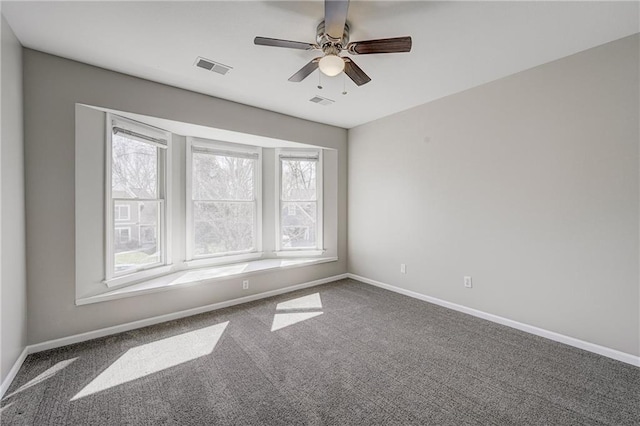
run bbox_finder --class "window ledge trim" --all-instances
[104,264,174,289]
[78,257,338,306]
[274,250,324,257]
[185,252,263,268]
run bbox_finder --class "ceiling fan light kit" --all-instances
[254,0,412,87]
[319,54,345,77]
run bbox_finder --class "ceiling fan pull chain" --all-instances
[342,73,347,95]
[318,71,323,90]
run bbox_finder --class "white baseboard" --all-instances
[0,347,28,399]
[1,273,348,398]
[347,273,640,367]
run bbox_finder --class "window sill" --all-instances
[77,257,338,306]
[274,250,324,257]
[184,252,263,268]
[104,264,173,289]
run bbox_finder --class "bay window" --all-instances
[89,108,333,301]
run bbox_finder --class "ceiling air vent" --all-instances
[194,57,232,75]
[309,95,334,106]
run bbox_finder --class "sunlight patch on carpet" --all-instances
[271,312,323,331]
[5,358,78,399]
[276,293,323,311]
[71,321,229,401]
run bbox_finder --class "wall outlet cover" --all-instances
[464,276,472,288]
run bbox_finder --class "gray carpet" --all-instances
[1,279,639,425]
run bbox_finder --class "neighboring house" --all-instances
[112,185,158,253]
[280,187,317,248]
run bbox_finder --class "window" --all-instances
[276,149,323,254]
[106,115,171,281]
[187,138,262,263]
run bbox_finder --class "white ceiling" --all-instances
[3,1,639,129]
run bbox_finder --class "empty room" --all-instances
[1,1,638,424]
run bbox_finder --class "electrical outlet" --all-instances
[242,280,249,290]
[464,276,472,288]
[400,264,406,274]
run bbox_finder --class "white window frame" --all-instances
[275,148,323,257]
[104,114,172,287]
[186,137,263,267]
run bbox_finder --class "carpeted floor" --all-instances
[1,279,639,425]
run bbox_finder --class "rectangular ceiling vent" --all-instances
[309,95,334,106]
[194,57,232,75]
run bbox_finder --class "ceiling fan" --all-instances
[254,0,412,86]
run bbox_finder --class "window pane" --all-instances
[112,133,158,199]
[114,200,161,274]
[280,202,317,249]
[192,152,254,201]
[281,160,316,201]
[194,201,255,256]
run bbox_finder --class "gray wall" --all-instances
[348,35,640,356]
[1,15,27,383]
[23,49,347,345]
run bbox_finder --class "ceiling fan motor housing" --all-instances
[316,20,350,53]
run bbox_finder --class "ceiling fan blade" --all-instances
[325,0,350,40]
[347,36,412,55]
[288,58,321,82]
[343,58,371,86]
[254,37,317,51]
